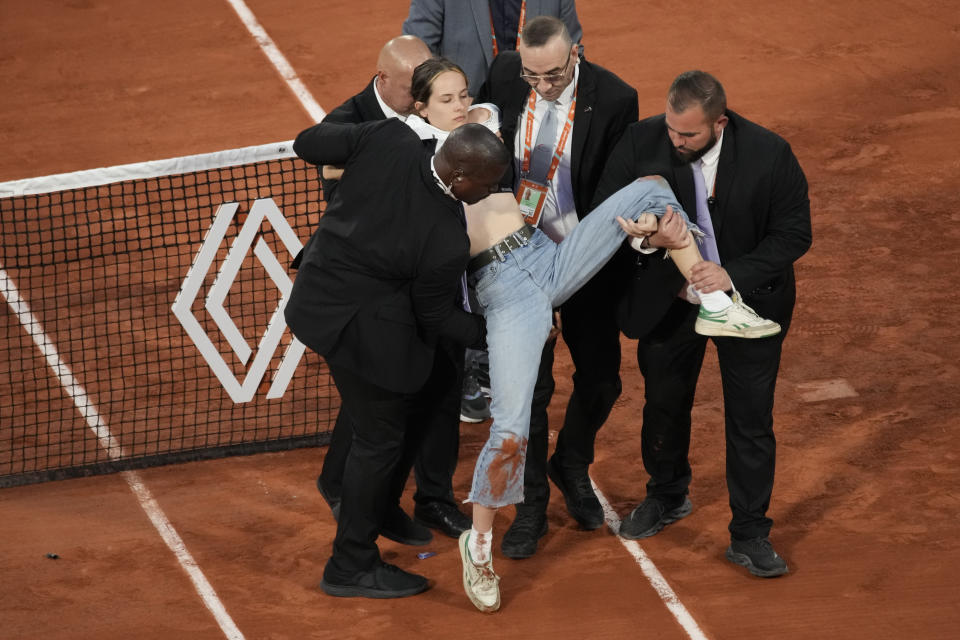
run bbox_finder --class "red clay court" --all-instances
[1,1,959,638]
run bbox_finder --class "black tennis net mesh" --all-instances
[0,144,336,487]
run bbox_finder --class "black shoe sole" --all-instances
[380,526,433,546]
[320,578,429,599]
[415,518,468,539]
[725,547,789,578]
[501,518,548,559]
[546,460,604,530]
[619,498,692,540]
[414,513,471,539]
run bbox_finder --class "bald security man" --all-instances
[318,35,433,202]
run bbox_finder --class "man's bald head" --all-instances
[376,36,432,116]
[435,124,511,204]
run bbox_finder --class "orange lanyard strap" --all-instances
[520,86,578,182]
[489,0,526,58]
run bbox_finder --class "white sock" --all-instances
[698,288,733,312]
[469,527,492,564]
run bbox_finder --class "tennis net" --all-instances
[0,143,336,488]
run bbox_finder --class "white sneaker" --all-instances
[458,531,501,612]
[695,294,781,339]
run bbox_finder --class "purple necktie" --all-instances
[692,160,721,265]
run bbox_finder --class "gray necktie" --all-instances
[527,101,558,184]
[692,160,721,264]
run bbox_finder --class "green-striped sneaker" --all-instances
[695,294,781,339]
[458,530,501,613]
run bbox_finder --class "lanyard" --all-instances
[489,0,527,57]
[520,87,577,183]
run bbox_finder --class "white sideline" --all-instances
[0,265,244,640]
[224,0,326,123]
[594,481,710,640]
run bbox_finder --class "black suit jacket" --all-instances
[320,77,387,203]
[474,52,638,217]
[291,79,387,270]
[285,119,484,393]
[594,110,813,338]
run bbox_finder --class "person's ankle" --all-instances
[469,526,492,563]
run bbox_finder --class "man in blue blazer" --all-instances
[403,0,582,96]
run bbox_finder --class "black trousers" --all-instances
[637,298,785,540]
[319,346,464,511]
[323,346,462,578]
[521,265,623,511]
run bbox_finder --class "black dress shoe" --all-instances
[316,476,341,522]
[414,501,472,538]
[317,477,430,544]
[320,560,429,599]
[501,508,548,559]
[546,456,604,530]
[381,506,433,546]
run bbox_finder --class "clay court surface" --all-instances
[2,1,959,638]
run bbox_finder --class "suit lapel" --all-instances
[502,54,530,155]
[712,114,737,236]
[674,164,697,222]
[471,0,493,66]
[571,59,594,207]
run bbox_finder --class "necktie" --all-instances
[692,160,721,265]
[528,100,558,184]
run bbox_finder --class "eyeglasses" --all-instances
[519,54,572,86]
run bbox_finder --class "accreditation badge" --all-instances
[516,179,549,227]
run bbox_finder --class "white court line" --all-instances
[223,0,327,122]
[594,481,710,640]
[0,265,245,640]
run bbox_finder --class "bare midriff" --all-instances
[463,192,529,257]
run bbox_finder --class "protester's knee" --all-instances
[637,174,670,190]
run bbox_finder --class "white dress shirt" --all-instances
[699,129,724,196]
[373,78,407,122]
[514,64,580,244]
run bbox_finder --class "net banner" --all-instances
[0,143,336,487]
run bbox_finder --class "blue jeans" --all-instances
[466,177,692,507]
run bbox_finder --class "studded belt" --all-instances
[467,225,536,274]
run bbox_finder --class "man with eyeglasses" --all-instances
[474,15,638,559]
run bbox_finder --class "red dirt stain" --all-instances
[486,435,527,499]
